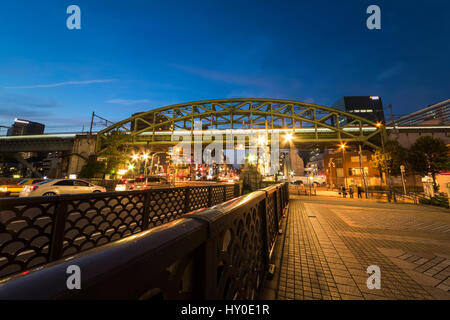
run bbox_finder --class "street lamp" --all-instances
[339,143,348,189]
[284,133,293,143]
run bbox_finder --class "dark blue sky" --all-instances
[0,0,449,132]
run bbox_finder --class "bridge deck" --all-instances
[263,195,450,300]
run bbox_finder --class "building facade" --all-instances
[323,149,380,188]
[7,118,45,136]
[332,96,385,124]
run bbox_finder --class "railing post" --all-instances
[223,185,226,201]
[208,185,213,207]
[141,191,150,230]
[260,196,270,265]
[184,187,191,213]
[49,198,68,261]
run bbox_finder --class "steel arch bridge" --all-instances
[96,98,384,152]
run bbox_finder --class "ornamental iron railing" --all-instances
[0,183,289,299]
[0,183,240,279]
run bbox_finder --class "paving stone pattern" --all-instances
[270,196,450,300]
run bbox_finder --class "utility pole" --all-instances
[400,165,407,195]
[89,111,95,134]
[359,144,369,198]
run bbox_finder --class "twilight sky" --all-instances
[0,0,449,133]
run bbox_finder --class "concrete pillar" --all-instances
[67,135,97,176]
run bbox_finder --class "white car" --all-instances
[19,179,106,197]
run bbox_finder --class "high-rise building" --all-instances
[332,96,385,124]
[7,118,45,136]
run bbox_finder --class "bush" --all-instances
[79,159,106,179]
[419,196,449,208]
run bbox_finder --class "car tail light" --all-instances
[115,185,126,191]
[24,185,38,192]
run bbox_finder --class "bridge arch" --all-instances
[96,98,384,151]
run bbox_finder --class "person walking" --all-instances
[349,186,354,198]
[357,185,363,199]
[342,186,347,198]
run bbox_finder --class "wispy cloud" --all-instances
[106,98,151,105]
[376,62,406,81]
[171,64,275,88]
[4,79,116,89]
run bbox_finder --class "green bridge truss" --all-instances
[96,98,385,152]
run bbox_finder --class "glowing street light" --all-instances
[258,136,266,145]
[128,164,135,170]
[284,133,293,143]
[376,122,382,128]
[131,154,139,161]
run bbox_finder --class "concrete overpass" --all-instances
[0,133,96,177]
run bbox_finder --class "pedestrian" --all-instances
[342,186,347,198]
[357,186,363,199]
[349,186,354,198]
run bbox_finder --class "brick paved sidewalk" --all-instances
[263,195,450,300]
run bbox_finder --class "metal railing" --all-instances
[367,190,449,208]
[289,184,317,196]
[0,183,289,299]
[0,183,240,280]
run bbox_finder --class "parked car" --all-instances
[0,178,44,197]
[19,179,106,197]
[292,176,326,187]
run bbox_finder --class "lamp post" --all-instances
[339,143,348,189]
[400,165,407,195]
[328,158,335,189]
[358,144,369,198]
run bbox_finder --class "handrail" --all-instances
[0,183,241,280]
[0,183,290,299]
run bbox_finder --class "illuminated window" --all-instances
[351,167,369,175]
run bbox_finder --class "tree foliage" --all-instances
[370,140,408,176]
[407,136,450,179]
[79,157,106,178]
[98,131,132,176]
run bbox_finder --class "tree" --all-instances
[79,157,106,178]
[370,140,408,181]
[371,150,391,184]
[98,131,132,177]
[384,140,409,176]
[407,136,450,189]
